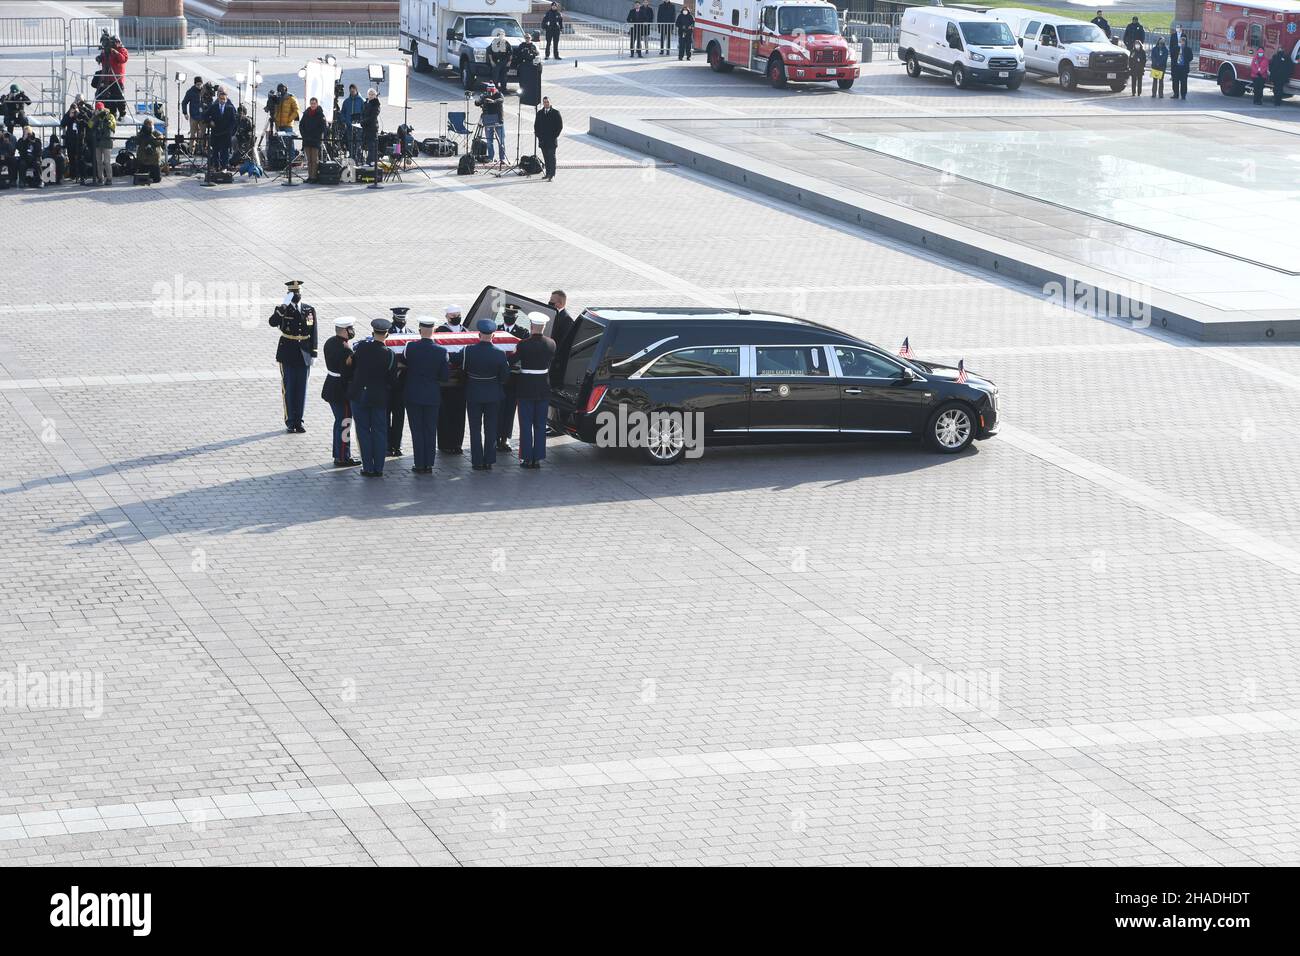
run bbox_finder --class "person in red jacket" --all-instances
[1250,47,1269,105]
[99,35,129,119]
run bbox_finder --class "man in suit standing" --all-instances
[204,87,238,172]
[534,96,563,181]
[348,319,398,477]
[321,317,359,467]
[548,290,573,346]
[463,319,511,471]
[403,316,450,474]
[268,279,317,433]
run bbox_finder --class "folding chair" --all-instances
[447,110,480,155]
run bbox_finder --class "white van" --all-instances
[988,8,1130,90]
[898,8,1026,89]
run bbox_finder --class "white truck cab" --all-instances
[400,0,531,90]
[899,8,1026,89]
[989,8,1130,90]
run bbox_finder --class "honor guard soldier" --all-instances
[463,318,510,471]
[515,312,556,468]
[403,316,450,474]
[387,306,410,458]
[269,280,318,432]
[321,317,359,467]
[348,318,398,477]
[436,305,469,455]
[497,303,530,452]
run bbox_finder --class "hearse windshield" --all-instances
[466,18,525,38]
[780,7,840,36]
[1057,23,1107,44]
[960,21,1016,46]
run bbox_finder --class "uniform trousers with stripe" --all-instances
[279,362,309,428]
[329,399,352,461]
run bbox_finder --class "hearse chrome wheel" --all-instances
[926,403,974,453]
[642,412,687,465]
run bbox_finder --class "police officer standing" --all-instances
[497,303,530,452]
[403,316,450,474]
[436,305,469,455]
[515,312,556,468]
[348,318,398,477]
[268,279,317,433]
[464,318,511,471]
[321,317,359,467]
[387,306,410,458]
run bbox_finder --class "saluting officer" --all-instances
[321,317,359,467]
[348,318,399,477]
[515,311,556,468]
[436,305,469,455]
[403,316,450,474]
[497,303,530,452]
[463,318,511,471]
[387,306,410,458]
[268,279,317,432]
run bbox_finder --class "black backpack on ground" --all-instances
[471,135,488,161]
[316,160,342,184]
[519,154,542,175]
[457,153,475,175]
[422,136,457,157]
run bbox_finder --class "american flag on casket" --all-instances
[375,285,556,358]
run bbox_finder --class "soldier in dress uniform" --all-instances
[497,303,530,452]
[268,279,317,432]
[321,317,359,467]
[403,316,450,474]
[436,305,469,454]
[387,306,410,458]
[463,318,511,471]
[515,311,557,468]
[348,318,399,477]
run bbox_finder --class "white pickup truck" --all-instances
[989,8,1130,91]
[400,0,530,90]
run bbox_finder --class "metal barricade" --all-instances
[285,20,353,51]
[354,21,399,52]
[0,16,65,49]
[843,12,901,61]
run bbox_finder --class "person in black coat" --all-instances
[1270,48,1292,106]
[463,319,511,470]
[1170,37,1192,100]
[657,0,676,55]
[542,3,564,60]
[533,96,563,180]
[348,319,400,476]
[203,87,238,169]
[361,89,381,164]
[1129,41,1146,96]
[16,127,43,188]
[1091,11,1111,39]
[1122,17,1145,51]
[299,96,327,182]
[402,318,451,473]
[676,7,695,60]
[321,318,359,467]
[2,84,31,133]
[436,306,470,453]
[547,290,573,350]
[60,96,92,183]
[386,308,410,456]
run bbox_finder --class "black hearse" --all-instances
[549,308,1000,464]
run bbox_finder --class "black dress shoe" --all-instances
[292,425,306,433]
[387,448,402,457]
[496,439,510,451]
[471,464,485,471]
[333,458,360,467]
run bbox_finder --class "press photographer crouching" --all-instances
[133,117,164,184]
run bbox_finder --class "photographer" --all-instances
[543,3,563,60]
[361,88,381,165]
[300,96,326,182]
[3,84,31,133]
[0,127,14,188]
[478,82,505,163]
[339,83,363,162]
[97,34,129,120]
[133,116,164,183]
[90,102,115,185]
[488,29,513,94]
[204,86,237,171]
[16,126,43,189]
[45,132,65,184]
[266,83,300,132]
[60,95,92,182]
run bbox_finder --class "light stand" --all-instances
[367,63,385,189]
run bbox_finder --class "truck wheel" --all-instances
[952,63,967,88]
[1059,62,1076,90]
[708,42,732,73]
[1005,76,1022,90]
[768,57,787,88]
[411,45,429,73]
[1219,64,1244,97]
[460,60,475,91]
[906,52,922,78]
[837,77,855,90]
[1109,80,1127,92]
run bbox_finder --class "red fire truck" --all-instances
[695,0,861,88]
[1199,0,1300,96]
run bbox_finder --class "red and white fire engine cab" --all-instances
[695,0,860,89]
[1199,0,1300,96]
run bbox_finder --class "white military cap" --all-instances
[528,311,548,328]
[334,316,356,329]
[417,315,437,328]
[444,305,462,317]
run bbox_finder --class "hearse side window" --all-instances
[835,346,904,379]
[642,347,740,378]
[561,318,604,391]
[755,345,829,377]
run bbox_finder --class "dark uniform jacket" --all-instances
[462,341,510,403]
[514,334,556,401]
[348,339,398,407]
[534,106,563,144]
[1270,51,1292,86]
[676,10,695,36]
[321,334,353,403]
[658,1,675,24]
[543,10,563,35]
[268,299,318,366]
[403,338,450,405]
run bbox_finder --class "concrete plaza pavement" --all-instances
[1,24,1300,865]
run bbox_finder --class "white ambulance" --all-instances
[695,0,861,89]
[400,0,531,90]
